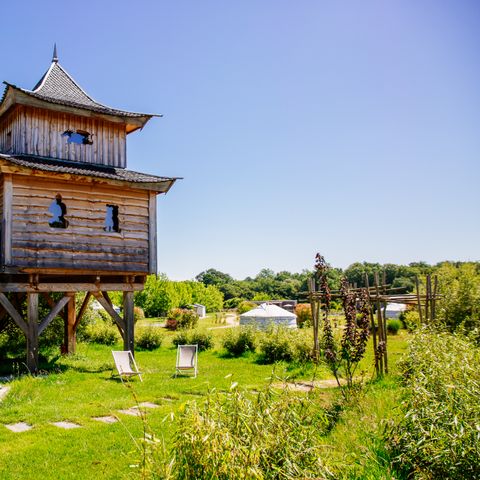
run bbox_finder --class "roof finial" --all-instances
[52,43,58,63]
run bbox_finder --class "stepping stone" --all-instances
[118,408,142,417]
[5,422,32,433]
[51,421,81,429]
[0,386,11,401]
[92,416,118,424]
[137,402,159,409]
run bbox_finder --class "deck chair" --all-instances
[112,350,143,382]
[175,345,198,378]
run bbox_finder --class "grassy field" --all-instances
[0,318,410,479]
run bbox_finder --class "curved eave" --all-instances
[0,155,180,194]
[0,83,160,134]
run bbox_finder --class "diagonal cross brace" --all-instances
[0,292,28,335]
[38,295,71,335]
[92,291,125,335]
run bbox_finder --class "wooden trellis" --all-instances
[307,273,441,377]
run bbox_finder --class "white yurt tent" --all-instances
[385,303,407,319]
[240,303,297,328]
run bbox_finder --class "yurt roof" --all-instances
[240,303,296,318]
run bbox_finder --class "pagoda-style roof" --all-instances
[0,56,159,133]
[0,153,179,193]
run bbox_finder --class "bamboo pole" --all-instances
[415,276,424,324]
[374,272,384,375]
[365,274,379,376]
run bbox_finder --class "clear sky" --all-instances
[1,1,479,279]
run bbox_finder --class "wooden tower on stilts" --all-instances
[0,47,177,372]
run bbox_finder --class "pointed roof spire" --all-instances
[52,43,58,63]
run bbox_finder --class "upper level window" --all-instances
[48,194,69,228]
[104,205,120,233]
[5,131,12,152]
[62,129,93,145]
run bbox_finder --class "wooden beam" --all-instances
[26,293,39,373]
[38,295,70,335]
[74,292,92,330]
[91,291,125,334]
[41,293,67,321]
[64,294,76,354]
[0,292,27,335]
[123,291,135,353]
[0,283,145,292]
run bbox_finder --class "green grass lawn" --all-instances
[0,321,410,479]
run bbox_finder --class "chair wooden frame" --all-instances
[175,344,198,378]
[112,350,143,382]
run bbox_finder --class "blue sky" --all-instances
[1,1,479,279]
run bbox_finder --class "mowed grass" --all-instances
[0,320,410,480]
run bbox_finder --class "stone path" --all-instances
[274,378,361,392]
[0,386,11,401]
[2,401,160,432]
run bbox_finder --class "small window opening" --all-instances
[48,193,69,228]
[5,131,12,152]
[104,205,120,233]
[62,129,93,145]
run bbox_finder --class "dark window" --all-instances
[104,205,120,232]
[62,129,93,145]
[5,131,12,152]
[48,194,69,228]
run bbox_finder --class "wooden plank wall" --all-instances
[0,106,127,168]
[10,175,150,272]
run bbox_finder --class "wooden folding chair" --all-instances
[112,350,143,382]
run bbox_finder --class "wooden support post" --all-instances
[123,291,135,354]
[308,278,320,362]
[364,274,379,376]
[432,276,438,321]
[425,274,430,323]
[374,272,386,375]
[26,293,39,374]
[415,276,423,324]
[64,293,76,355]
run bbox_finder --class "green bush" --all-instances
[259,326,313,364]
[400,310,420,331]
[156,384,331,479]
[295,303,312,328]
[172,329,213,351]
[135,326,163,350]
[82,323,120,345]
[167,308,199,330]
[222,326,257,356]
[388,330,480,479]
[223,297,244,309]
[134,306,145,322]
[386,319,401,335]
[237,301,257,315]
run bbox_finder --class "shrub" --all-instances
[237,301,257,315]
[135,326,163,350]
[172,329,213,351]
[82,323,120,345]
[167,308,199,330]
[400,310,420,331]
[222,326,257,356]
[386,319,401,335]
[258,326,313,364]
[156,384,331,479]
[388,330,480,479]
[295,303,312,328]
[223,297,244,309]
[134,306,145,322]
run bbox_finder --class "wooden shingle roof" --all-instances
[0,154,179,193]
[0,58,158,133]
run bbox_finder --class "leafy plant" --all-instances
[237,301,257,315]
[167,308,199,330]
[155,384,332,479]
[222,326,257,356]
[81,323,120,345]
[135,326,163,350]
[388,330,480,479]
[172,329,213,351]
[295,303,312,328]
[386,319,401,335]
[258,326,313,364]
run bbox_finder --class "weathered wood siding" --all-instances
[0,106,126,168]
[10,175,150,273]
